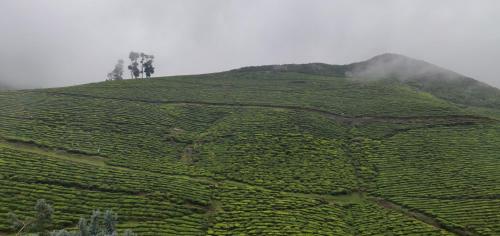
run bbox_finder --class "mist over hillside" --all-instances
[348,54,500,108]
[346,53,462,80]
[234,53,500,108]
[1,1,500,235]
[1,62,499,235]
[0,81,14,90]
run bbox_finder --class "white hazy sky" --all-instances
[0,0,499,88]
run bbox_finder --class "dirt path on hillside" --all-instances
[372,198,477,236]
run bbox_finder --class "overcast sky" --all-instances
[0,0,499,89]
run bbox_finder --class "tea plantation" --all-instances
[0,69,499,235]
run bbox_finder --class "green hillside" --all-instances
[234,54,500,109]
[0,59,499,235]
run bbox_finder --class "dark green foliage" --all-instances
[143,59,154,78]
[140,53,154,79]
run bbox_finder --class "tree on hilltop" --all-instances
[109,51,156,81]
[142,54,155,79]
[107,59,125,81]
[128,51,141,79]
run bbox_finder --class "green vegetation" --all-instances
[45,71,464,116]
[0,66,499,235]
[9,199,137,236]
[8,199,54,235]
[354,125,500,235]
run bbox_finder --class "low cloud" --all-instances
[347,53,462,81]
[0,0,499,89]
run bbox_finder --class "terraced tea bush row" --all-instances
[353,124,500,235]
[389,197,500,236]
[120,218,207,236]
[208,183,451,235]
[46,71,464,117]
[207,183,352,235]
[0,146,214,205]
[0,70,498,235]
[0,93,216,177]
[194,108,357,194]
[0,180,204,234]
[0,90,361,195]
[360,125,500,198]
[348,202,451,235]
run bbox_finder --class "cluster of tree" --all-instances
[107,51,155,81]
[8,199,137,236]
[127,52,155,79]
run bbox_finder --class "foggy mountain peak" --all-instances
[232,53,500,108]
[346,53,464,81]
[233,53,465,82]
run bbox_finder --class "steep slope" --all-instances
[0,57,499,235]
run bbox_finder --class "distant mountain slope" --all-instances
[233,53,500,109]
[232,62,348,77]
[348,53,500,108]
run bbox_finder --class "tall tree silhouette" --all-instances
[143,55,155,79]
[127,52,140,79]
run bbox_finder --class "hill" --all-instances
[0,55,499,235]
[234,53,500,109]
